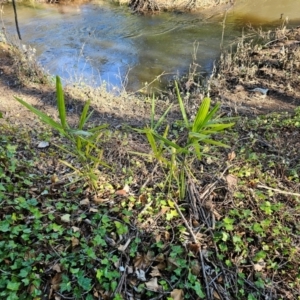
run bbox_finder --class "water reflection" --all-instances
[1,0,299,91]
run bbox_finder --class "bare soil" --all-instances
[210,25,300,115]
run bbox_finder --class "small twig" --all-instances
[112,266,127,297]
[257,184,300,197]
[54,292,74,300]
[173,199,212,298]
[199,250,211,299]
[140,162,159,190]
[173,200,197,243]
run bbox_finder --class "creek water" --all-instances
[1,0,299,91]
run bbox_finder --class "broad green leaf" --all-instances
[56,76,68,130]
[14,96,65,135]
[194,281,205,298]
[7,281,21,291]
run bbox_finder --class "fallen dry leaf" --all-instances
[51,272,62,290]
[228,151,236,161]
[134,251,153,269]
[60,214,71,223]
[52,264,61,273]
[226,174,238,190]
[149,266,161,277]
[170,288,184,300]
[71,237,80,247]
[145,277,161,292]
[49,272,62,298]
[187,243,200,255]
[139,194,147,205]
[116,184,130,196]
[50,174,58,184]
[167,257,179,271]
[115,189,127,196]
[80,198,90,206]
[253,259,266,272]
[213,290,222,299]
[71,226,80,232]
[212,208,222,220]
[89,207,98,213]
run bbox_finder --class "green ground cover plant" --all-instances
[1,78,300,299]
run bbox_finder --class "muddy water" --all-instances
[1,0,299,91]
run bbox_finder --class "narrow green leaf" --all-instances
[201,102,220,128]
[89,124,109,132]
[192,142,202,159]
[154,104,173,131]
[203,123,235,130]
[158,124,169,153]
[151,93,155,129]
[175,81,189,127]
[180,168,186,200]
[202,139,230,148]
[145,128,158,156]
[79,100,91,130]
[85,153,111,168]
[192,97,211,132]
[56,76,68,129]
[152,132,186,152]
[189,132,209,140]
[14,96,65,135]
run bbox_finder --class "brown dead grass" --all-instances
[210,25,300,115]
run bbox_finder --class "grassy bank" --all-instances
[0,27,300,300]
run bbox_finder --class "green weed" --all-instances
[15,76,109,188]
[135,81,235,199]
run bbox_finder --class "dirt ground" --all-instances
[210,25,300,115]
